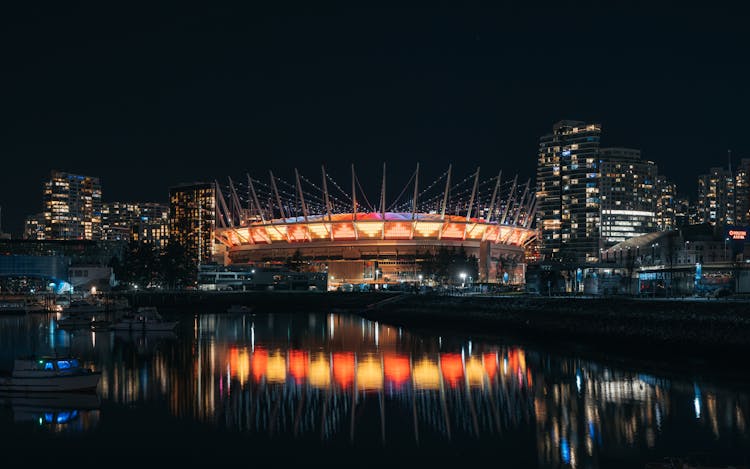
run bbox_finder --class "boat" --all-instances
[0,356,101,392]
[226,304,253,314]
[57,313,98,328]
[110,307,179,332]
[89,319,112,332]
[62,299,106,314]
[0,300,27,315]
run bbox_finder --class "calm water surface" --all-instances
[1,311,749,468]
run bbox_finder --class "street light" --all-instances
[725,237,730,261]
[460,272,467,288]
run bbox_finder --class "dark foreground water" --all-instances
[0,311,749,468]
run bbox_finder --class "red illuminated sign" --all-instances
[729,230,747,240]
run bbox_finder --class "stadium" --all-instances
[213,164,536,289]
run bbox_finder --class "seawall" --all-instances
[359,295,750,359]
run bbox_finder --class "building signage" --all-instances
[726,226,750,257]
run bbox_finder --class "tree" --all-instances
[159,242,194,289]
[118,242,159,287]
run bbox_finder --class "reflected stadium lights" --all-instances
[333,352,355,389]
[357,355,383,391]
[288,350,309,383]
[384,354,410,388]
[412,357,440,390]
[252,348,268,382]
[440,353,463,388]
[308,353,331,389]
[266,351,286,383]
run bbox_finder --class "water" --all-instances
[1,311,749,468]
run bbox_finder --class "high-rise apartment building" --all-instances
[23,213,46,240]
[536,120,601,263]
[103,202,169,248]
[169,182,216,265]
[102,202,140,241]
[131,203,170,249]
[656,176,678,231]
[735,158,750,226]
[43,170,102,240]
[599,148,657,246]
[697,167,735,226]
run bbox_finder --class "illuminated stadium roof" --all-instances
[214,164,537,249]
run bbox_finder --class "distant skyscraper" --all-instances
[599,148,657,246]
[735,158,750,226]
[23,213,46,240]
[103,202,169,248]
[169,183,216,265]
[656,176,677,231]
[43,170,102,240]
[673,197,698,227]
[102,202,140,241]
[536,120,601,263]
[131,203,170,249]
[697,167,735,226]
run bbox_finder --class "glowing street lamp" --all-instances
[460,272,467,288]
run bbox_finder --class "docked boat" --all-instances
[0,300,27,315]
[0,356,101,392]
[226,304,253,314]
[62,299,106,314]
[57,313,98,328]
[110,307,179,332]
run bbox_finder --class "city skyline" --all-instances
[2,141,746,239]
[2,4,750,236]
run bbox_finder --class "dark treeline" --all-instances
[419,246,479,284]
[109,242,194,289]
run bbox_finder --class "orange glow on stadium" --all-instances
[214,166,536,286]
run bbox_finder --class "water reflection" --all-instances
[1,312,749,466]
[0,392,100,433]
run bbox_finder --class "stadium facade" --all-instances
[213,164,536,288]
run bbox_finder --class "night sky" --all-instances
[1,3,748,236]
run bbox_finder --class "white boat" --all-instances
[110,307,179,332]
[226,304,253,314]
[0,356,101,392]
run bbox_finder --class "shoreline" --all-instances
[64,290,750,362]
[357,294,750,362]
